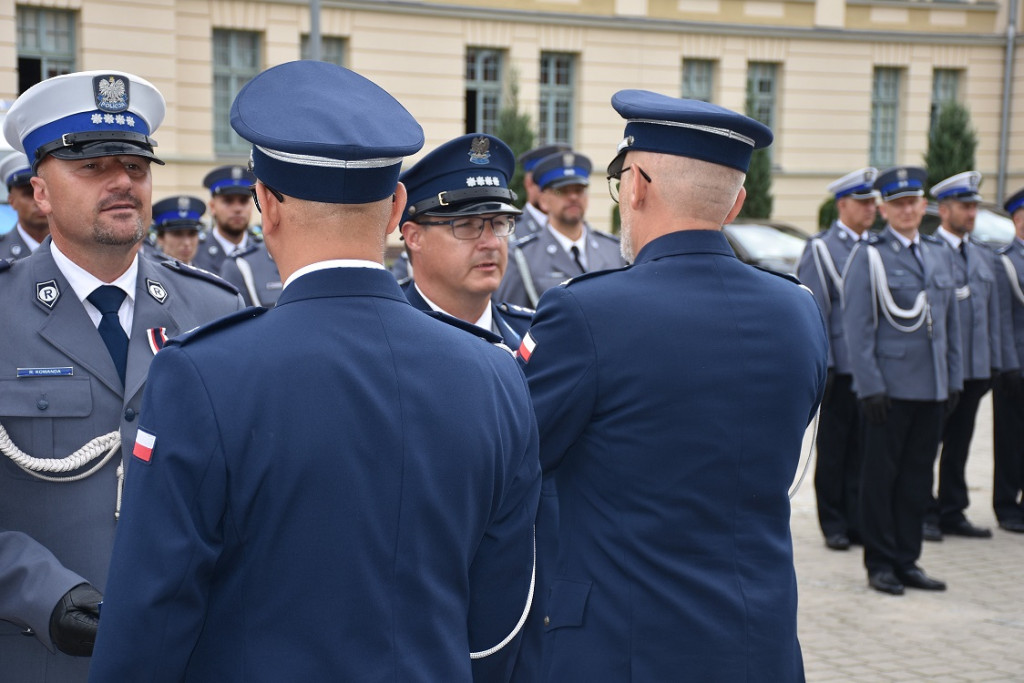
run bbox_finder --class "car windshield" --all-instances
[727,223,808,260]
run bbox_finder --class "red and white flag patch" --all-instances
[147,327,169,355]
[517,332,537,363]
[133,429,156,463]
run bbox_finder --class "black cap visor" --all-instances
[423,199,521,218]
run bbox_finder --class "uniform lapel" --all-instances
[125,258,190,400]
[542,228,578,278]
[30,248,124,396]
[491,302,521,348]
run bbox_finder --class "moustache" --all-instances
[98,194,143,211]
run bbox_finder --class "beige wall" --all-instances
[1,0,1021,234]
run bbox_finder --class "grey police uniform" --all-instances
[0,242,243,681]
[191,231,258,274]
[497,225,625,308]
[219,242,282,307]
[0,226,35,260]
[517,202,547,236]
[992,237,1024,525]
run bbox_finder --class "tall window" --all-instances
[930,69,961,135]
[16,7,76,94]
[745,62,778,129]
[213,30,261,155]
[465,48,503,135]
[539,52,575,146]
[870,67,901,168]
[301,35,346,66]
[682,59,715,102]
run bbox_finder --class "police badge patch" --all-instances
[146,278,168,304]
[93,75,129,113]
[469,136,491,165]
[36,279,61,308]
[177,196,191,217]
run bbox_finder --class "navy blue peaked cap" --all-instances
[875,166,927,202]
[152,195,206,231]
[533,151,592,190]
[0,151,33,189]
[230,61,424,204]
[401,133,521,222]
[203,164,255,196]
[518,142,571,172]
[1005,187,1024,216]
[608,90,772,175]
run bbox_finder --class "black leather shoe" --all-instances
[998,519,1024,533]
[825,533,850,550]
[940,519,992,538]
[868,571,904,595]
[922,522,943,542]
[897,568,946,591]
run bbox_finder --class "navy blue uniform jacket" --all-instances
[520,230,827,681]
[89,267,541,682]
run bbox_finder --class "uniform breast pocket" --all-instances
[0,377,94,480]
[933,274,954,290]
[544,579,592,632]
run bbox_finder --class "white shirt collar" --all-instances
[836,220,867,242]
[936,226,964,249]
[887,226,919,249]
[212,227,248,256]
[546,223,588,266]
[283,259,384,290]
[413,282,493,330]
[49,241,138,334]
[524,202,546,225]
[16,224,42,252]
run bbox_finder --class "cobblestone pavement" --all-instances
[793,394,1024,682]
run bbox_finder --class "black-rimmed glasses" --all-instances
[249,182,285,214]
[607,165,652,204]
[418,215,516,240]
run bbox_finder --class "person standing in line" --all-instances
[191,163,257,273]
[797,167,878,550]
[150,195,205,265]
[0,151,49,258]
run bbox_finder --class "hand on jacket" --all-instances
[49,582,102,656]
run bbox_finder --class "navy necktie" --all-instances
[570,245,586,273]
[87,286,128,386]
[959,241,967,263]
[909,242,923,268]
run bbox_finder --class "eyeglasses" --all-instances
[249,182,285,214]
[607,165,652,204]
[418,215,516,240]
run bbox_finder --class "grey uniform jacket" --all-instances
[219,243,283,308]
[943,239,1002,380]
[842,228,963,402]
[496,225,625,308]
[517,203,546,236]
[0,241,243,682]
[796,222,863,373]
[191,231,261,275]
[0,225,36,261]
[995,239,1024,374]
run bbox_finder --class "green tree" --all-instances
[493,68,534,209]
[739,82,773,218]
[923,101,977,194]
[818,196,837,231]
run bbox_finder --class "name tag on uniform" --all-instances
[17,367,74,378]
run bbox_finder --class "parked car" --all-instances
[723,220,809,276]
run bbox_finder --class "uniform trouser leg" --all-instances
[937,379,989,525]
[813,374,861,538]
[861,400,943,574]
[992,384,1024,523]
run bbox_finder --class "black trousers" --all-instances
[814,373,862,539]
[930,379,990,526]
[860,399,943,574]
[992,381,1024,523]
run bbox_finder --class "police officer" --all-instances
[0,70,243,683]
[398,133,531,347]
[925,171,1000,540]
[0,151,48,258]
[992,187,1024,533]
[797,167,878,550]
[90,61,540,682]
[191,163,257,273]
[517,91,826,680]
[497,150,625,308]
[219,238,283,307]
[842,166,962,595]
[151,195,205,265]
[517,142,571,236]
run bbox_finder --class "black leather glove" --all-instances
[860,393,889,424]
[49,583,102,657]
[945,390,961,418]
[822,368,836,404]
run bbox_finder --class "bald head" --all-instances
[637,151,745,225]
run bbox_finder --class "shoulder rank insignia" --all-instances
[590,228,621,243]
[561,264,632,287]
[160,259,240,296]
[510,232,539,249]
[498,301,535,318]
[752,264,803,287]
[423,310,504,344]
[0,258,12,274]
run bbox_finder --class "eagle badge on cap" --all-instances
[177,196,190,216]
[231,166,243,179]
[93,75,129,113]
[469,137,491,165]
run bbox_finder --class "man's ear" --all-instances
[386,183,408,236]
[401,220,423,253]
[722,186,747,226]
[30,176,52,215]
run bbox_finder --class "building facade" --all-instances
[0,0,1021,234]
